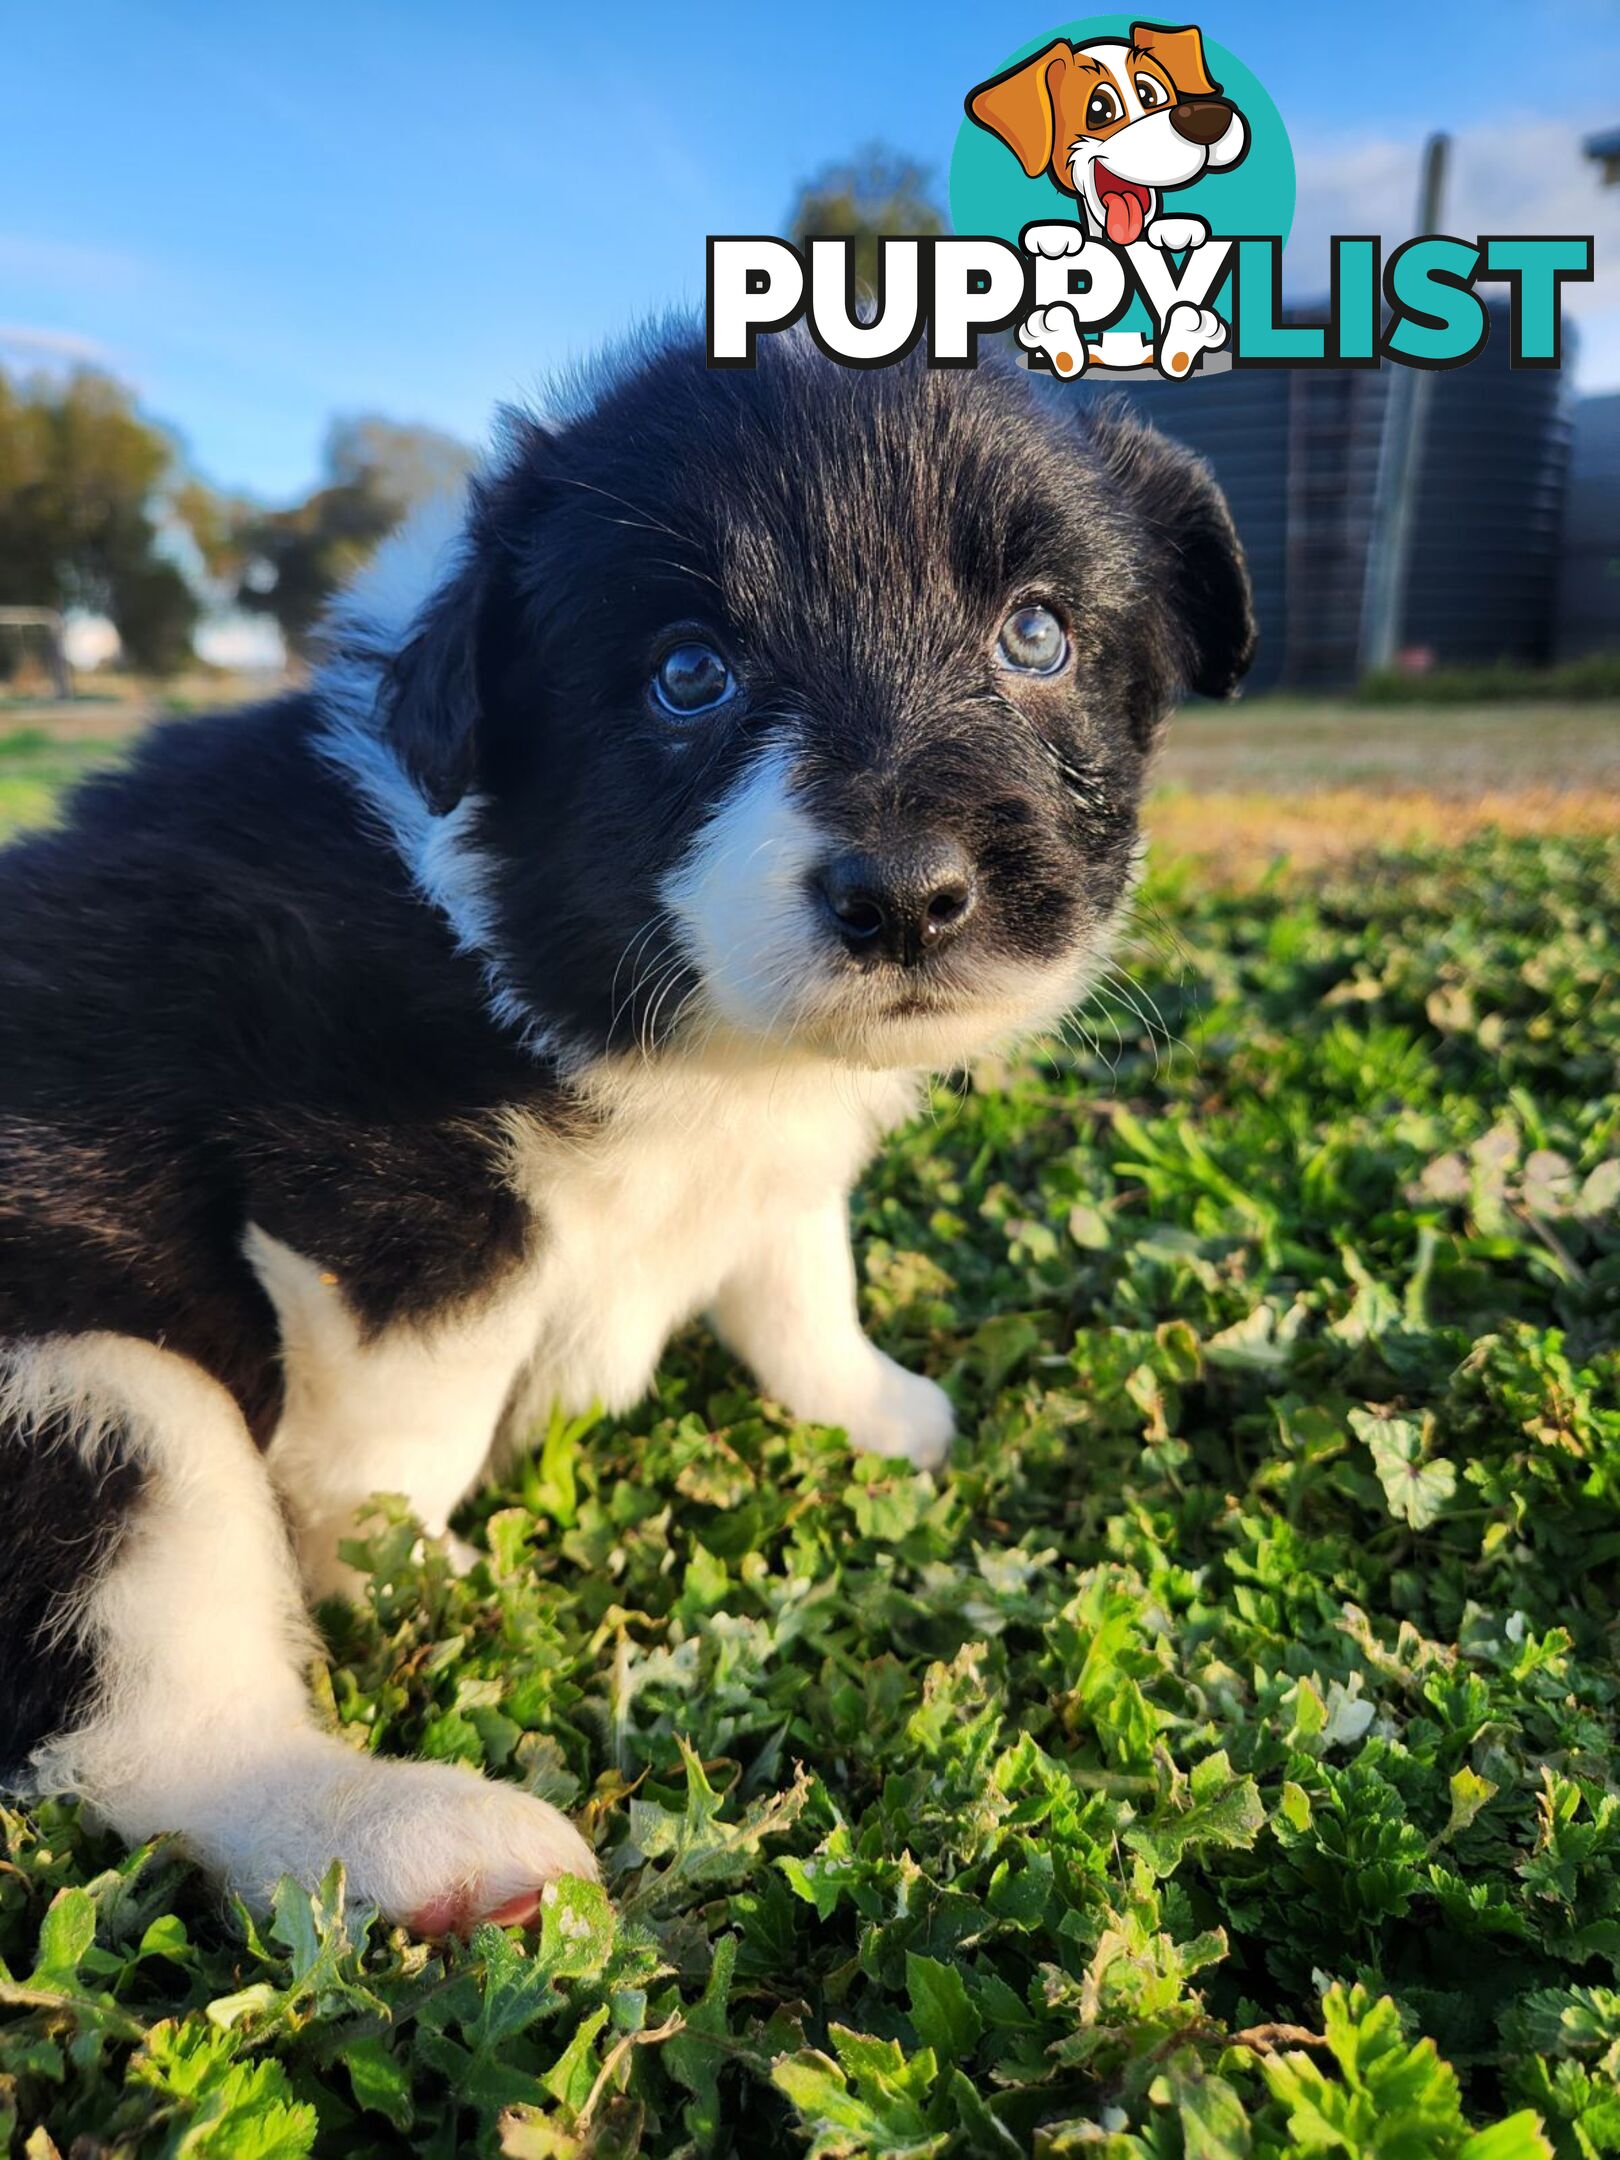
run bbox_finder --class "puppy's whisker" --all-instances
[634,951,683,1066]
[609,914,664,1024]
[550,474,691,548]
[642,953,694,1057]
[1101,958,1178,1050]
[609,923,673,1053]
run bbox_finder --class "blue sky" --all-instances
[2,0,1617,504]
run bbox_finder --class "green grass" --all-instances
[1355,657,1620,707]
[0,726,130,837]
[3,830,1619,2159]
[1156,699,1620,801]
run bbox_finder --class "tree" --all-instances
[787,145,947,296]
[0,365,201,675]
[230,418,474,656]
[325,416,473,509]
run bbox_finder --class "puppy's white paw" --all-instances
[176,1741,597,1935]
[1022,221,1088,259]
[843,1354,955,1470]
[1145,214,1209,251]
[1157,302,1227,377]
[1018,303,1088,379]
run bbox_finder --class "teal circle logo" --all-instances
[949,17,1294,354]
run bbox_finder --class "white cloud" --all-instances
[1286,121,1620,391]
[0,324,115,367]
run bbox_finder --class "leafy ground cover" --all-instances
[2,825,1618,2159]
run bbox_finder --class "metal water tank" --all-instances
[1557,390,1620,657]
[1401,303,1573,667]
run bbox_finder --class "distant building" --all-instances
[1557,391,1620,659]
[1057,301,1576,689]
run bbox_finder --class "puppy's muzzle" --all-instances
[1168,97,1234,145]
[814,838,978,967]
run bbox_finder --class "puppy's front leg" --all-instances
[249,1228,537,1600]
[711,1198,954,1469]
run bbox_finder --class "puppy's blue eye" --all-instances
[652,642,734,717]
[997,605,1069,675]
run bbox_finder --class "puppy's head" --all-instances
[354,334,1253,1072]
[968,23,1248,244]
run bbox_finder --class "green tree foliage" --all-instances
[0,366,201,676]
[787,144,946,295]
[229,416,474,656]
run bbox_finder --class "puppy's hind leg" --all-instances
[0,1334,594,1930]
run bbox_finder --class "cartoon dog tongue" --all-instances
[1099,174,1146,245]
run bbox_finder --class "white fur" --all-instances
[710,1194,953,1465]
[336,491,467,647]
[9,1333,594,1920]
[253,1045,943,1599]
[660,747,1108,1073]
[499,1058,940,1459]
[658,746,830,1044]
[251,1227,553,1600]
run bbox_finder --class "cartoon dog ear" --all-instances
[1089,403,1256,701]
[1129,20,1220,99]
[966,41,1072,179]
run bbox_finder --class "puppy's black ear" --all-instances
[382,414,549,815]
[382,546,500,817]
[1089,404,1257,699]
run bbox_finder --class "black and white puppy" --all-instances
[0,332,1252,1932]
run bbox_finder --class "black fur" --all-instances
[0,333,1251,1774]
[0,702,544,1417]
[443,350,1255,1041]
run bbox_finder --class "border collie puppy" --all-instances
[0,333,1252,1932]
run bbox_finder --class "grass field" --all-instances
[1,698,1618,2158]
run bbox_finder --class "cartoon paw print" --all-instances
[1018,303,1088,378]
[1145,214,1210,252]
[1021,223,1088,260]
[1157,303,1227,377]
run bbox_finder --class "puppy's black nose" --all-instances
[1169,97,1232,145]
[815,839,978,965]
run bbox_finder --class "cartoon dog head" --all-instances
[968,22,1248,245]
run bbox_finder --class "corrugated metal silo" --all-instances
[1557,391,1620,657]
[1401,303,1573,668]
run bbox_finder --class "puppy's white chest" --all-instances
[254,1062,914,1579]
[509,1062,910,1422]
